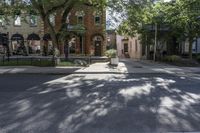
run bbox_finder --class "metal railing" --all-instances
[0,55,109,66]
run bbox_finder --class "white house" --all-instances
[181,38,200,54]
[116,35,142,59]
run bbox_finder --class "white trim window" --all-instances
[93,11,102,25]
[0,16,5,26]
[3,0,12,5]
[75,11,85,24]
[14,15,21,26]
[94,16,101,25]
[49,14,55,26]
[30,15,37,27]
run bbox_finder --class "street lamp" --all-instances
[152,13,163,61]
[154,22,158,61]
[195,16,200,55]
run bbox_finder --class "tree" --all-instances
[0,0,106,62]
[31,0,106,61]
[156,0,200,59]
[115,0,159,59]
[115,0,200,60]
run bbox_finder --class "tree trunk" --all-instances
[189,37,193,59]
[44,17,60,65]
[146,35,150,60]
[64,40,69,60]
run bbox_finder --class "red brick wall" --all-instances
[58,5,106,55]
[43,5,106,56]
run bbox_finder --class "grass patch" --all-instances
[162,56,200,67]
[0,60,76,67]
[0,60,54,67]
[57,61,75,66]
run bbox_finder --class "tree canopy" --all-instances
[115,0,200,59]
[0,0,107,59]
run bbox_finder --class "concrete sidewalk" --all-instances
[118,59,200,74]
[0,62,119,75]
[0,59,200,75]
[0,66,82,75]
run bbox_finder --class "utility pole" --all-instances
[154,23,158,61]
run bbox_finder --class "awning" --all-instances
[67,24,86,35]
[43,34,51,41]
[11,33,24,41]
[27,33,40,40]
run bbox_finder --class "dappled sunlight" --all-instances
[15,100,31,117]
[1,72,200,132]
[157,103,200,132]
[119,83,154,102]
[158,86,200,107]
[155,77,176,89]
[66,88,82,98]
[152,68,175,74]
[58,91,113,133]
[45,75,84,85]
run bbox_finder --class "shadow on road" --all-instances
[0,73,200,133]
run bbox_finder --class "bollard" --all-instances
[3,55,5,65]
[17,56,19,65]
[40,58,42,67]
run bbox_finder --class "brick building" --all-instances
[0,13,43,56]
[43,5,106,56]
[0,4,106,56]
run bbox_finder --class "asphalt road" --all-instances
[0,73,200,133]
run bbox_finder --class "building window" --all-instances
[0,16,5,26]
[30,15,37,27]
[80,36,84,54]
[3,0,12,5]
[77,16,83,24]
[49,15,55,26]
[93,11,102,25]
[135,40,138,52]
[66,13,71,23]
[124,43,128,53]
[75,11,85,24]
[14,15,21,26]
[94,16,101,25]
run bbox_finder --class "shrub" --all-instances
[197,55,200,62]
[163,55,181,62]
[105,49,117,58]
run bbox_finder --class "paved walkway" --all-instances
[118,59,200,74]
[0,59,200,75]
[0,63,118,75]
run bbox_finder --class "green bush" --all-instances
[163,55,181,62]
[196,55,200,62]
[105,49,117,58]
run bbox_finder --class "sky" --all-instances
[106,0,173,30]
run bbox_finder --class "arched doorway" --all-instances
[27,33,41,55]
[11,33,27,55]
[0,33,9,56]
[92,34,104,56]
[68,35,77,55]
